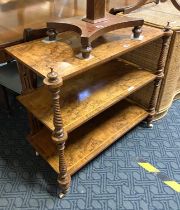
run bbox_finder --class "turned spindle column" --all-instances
[83,0,106,23]
[146,23,173,128]
[44,68,71,198]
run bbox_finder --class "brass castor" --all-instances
[58,189,69,199]
[147,123,154,128]
[35,151,39,156]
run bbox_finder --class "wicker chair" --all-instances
[122,1,180,120]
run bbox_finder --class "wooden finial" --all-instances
[44,67,63,87]
[47,67,58,82]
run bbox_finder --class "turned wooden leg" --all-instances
[146,23,173,127]
[146,79,160,128]
[44,68,71,198]
[132,26,142,39]
[57,140,71,198]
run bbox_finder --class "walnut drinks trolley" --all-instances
[6,25,172,198]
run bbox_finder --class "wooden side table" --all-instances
[6,25,172,198]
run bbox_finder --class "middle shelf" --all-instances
[18,59,155,133]
[28,100,148,175]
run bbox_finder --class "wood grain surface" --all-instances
[28,100,148,175]
[18,59,155,133]
[6,26,164,80]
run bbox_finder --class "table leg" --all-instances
[146,25,173,127]
[44,68,71,198]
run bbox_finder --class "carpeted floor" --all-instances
[0,95,180,210]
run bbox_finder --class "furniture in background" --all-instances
[0,0,148,112]
[120,2,180,120]
[0,28,54,112]
[6,25,172,197]
[0,0,146,111]
[0,0,140,63]
[0,0,79,63]
[47,0,146,59]
[109,0,180,14]
[0,61,19,111]
[109,0,159,14]
[168,0,180,10]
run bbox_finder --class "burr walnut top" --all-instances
[6,25,164,81]
[28,100,148,175]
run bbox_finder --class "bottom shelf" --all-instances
[28,100,148,175]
